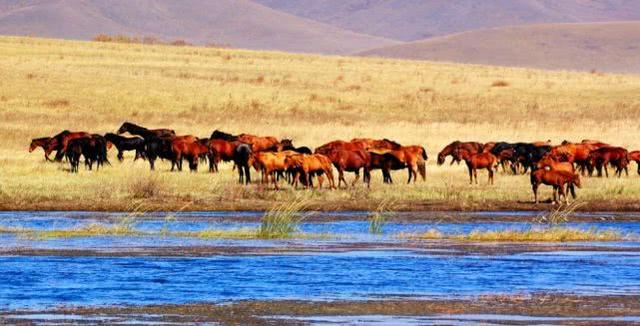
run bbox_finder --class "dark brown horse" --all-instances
[117,122,176,139]
[207,139,240,172]
[325,149,371,188]
[172,139,210,172]
[588,146,629,177]
[29,137,53,161]
[437,141,483,165]
[45,130,92,161]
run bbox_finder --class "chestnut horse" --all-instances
[588,146,629,177]
[629,151,640,175]
[325,149,371,188]
[350,138,402,151]
[251,150,298,189]
[531,169,581,204]
[437,141,483,165]
[455,148,498,185]
[46,130,92,161]
[207,139,239,172]
[369,146,427,184]
[237,134,279,152]
[550,143,594,175]
[285,154,336,190]
[537,154,575,173]
[29,137,53,161]
[367,151,406,184]
[172,139,210,172]
[315,140,366,155]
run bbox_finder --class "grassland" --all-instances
[1,36,640,212]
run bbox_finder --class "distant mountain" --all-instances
[0,0,397,54]
[358,22,640,73]
[255,0,640,41]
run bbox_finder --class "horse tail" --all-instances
[421,147,428,160]
[418,160,426,181]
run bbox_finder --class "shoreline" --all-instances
[4,294,640,325]
[2,199,640,216]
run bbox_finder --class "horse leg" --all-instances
[532,182,539,204]
[338,168,345,188]
[473,168,478,185]
[604,162,609,178]
[117,151,124,162]
[488,167,494,185]
[352,170,360,187]
[467,164,473,185]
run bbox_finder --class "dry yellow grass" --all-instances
[1,36,640,211]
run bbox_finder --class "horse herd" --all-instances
[28,122,640,204]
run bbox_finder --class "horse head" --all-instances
[117,122,132,134]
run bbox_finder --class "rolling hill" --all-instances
[0,0,397,54]
[255,0,640,41]
[357,22,640,73]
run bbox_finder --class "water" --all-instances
[0,211,639,311]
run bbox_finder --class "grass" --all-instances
[368,200,394,234]
[258,200,309,239]
[2,36,640,211]
[404,226,625,242]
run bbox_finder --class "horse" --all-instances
[117,122,175,139]
[267,139,313,154]
[536,154,575,173]
[367,151,406,184]
[315,140,366,155]
[46,130,92,161]
[531,169,581,204]
[372,145,427,183]
[325,149,371,188]
[454,148,498,185]
[551,143,595,175]
[234,143,252,184]
[29,137,53,161]
[172,139,211,172]
[144,136,175,171]
[438,141,483,165]
[285,154,336,190]
[64,136,109,172]
[207,139,239,172]
[236,134,279,152]
[351,138,402,151]
[104,133,145,161]
[629,151,640,175]
[250,150,298,189]
[210,130,238,141]
[588,146,629,177]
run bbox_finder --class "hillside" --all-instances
[0,0,397,54]
[358,21,640,73]
[255,0,640,41]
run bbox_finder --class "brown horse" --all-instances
[29,137,53,161]
[437,141,483,165]
[350,138,402,151]
[588,146,629,177]
[315,140,367,155]
[550,143,594,175]
[172,139,210,171]
[325,149,371,188]
[537,154,575,173]
[531,169,581,204]
[455,148,498,185]
[369,145,427,184]
[207,139,239,172]
[250,150,298,189]
[481,142,497,153]
[285,154,336,190]
[45,131,92,161]
[237,134,279,152]
[629,151,640,175]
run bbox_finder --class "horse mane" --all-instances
[382,138,402,148]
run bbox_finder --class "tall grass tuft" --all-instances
[257,199,309,239]
[368,200,394,234]
[128,174,162,199]
[535,202,584,225]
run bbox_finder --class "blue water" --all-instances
[0,251,639,310]
[0,211,640,311]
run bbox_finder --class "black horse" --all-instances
[104,133,145,161]
[117,122,176,139]
[144,136,175,171]
[210,129,238,141]
[65,135,109,172]
[234,143,252,184]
